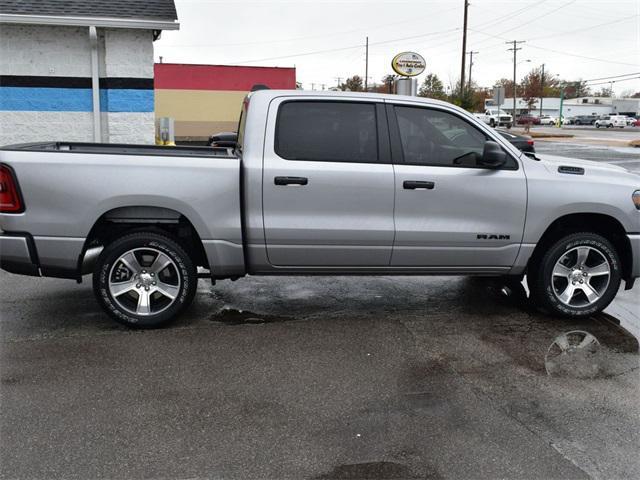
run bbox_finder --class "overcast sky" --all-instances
[155,0,640,95]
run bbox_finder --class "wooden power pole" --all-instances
[460,0,469,99]
[365,36,369,92]
[506,40,525,120]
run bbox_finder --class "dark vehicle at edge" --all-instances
[497,130,535,153]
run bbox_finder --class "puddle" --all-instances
[544,330,637,379]
[209,308,292,325]
[316,461,426,479]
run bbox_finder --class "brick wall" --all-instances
[0,24,155,145]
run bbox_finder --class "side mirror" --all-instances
[480,141,507,168]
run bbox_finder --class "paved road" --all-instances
[1,271,638,479]
[528,125,640,143]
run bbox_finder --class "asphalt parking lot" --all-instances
[1,269,639,479]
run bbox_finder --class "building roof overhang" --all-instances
[0,13,179,30]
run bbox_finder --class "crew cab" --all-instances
[1,91,639,328]
[474,109,513,128]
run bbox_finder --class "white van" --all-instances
[595,115,626,128]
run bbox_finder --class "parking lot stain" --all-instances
[209,307,292,325]
[315,461,429,479]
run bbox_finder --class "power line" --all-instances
[230,26,460,65]
[583,72,640,83]
[160,5,463,49]
[483,0,578,44]
[587,76,640,87]
[526,44,639,67]
[526,14,638,41]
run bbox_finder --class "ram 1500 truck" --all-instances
[473,108,513,129]
[1,90,639,328]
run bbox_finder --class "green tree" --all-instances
[338,75,364,92]
[418,73,446,100]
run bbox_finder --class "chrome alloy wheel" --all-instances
[108,247,181,316]
[551,246,611,307]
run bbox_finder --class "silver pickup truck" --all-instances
[1,90,639,327]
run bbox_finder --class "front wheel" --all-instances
[93,231,197,328]
[595,124,600,128]
[528,233,621,318]
[489,119,495,128]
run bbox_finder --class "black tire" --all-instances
[93,231,197,328]
[575,120,581,125]
[528,232,621,318]
[506,123,512,129]
[489,119,495,128]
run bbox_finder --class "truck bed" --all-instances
[0,142,236,158]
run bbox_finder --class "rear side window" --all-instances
[275,101,378,163]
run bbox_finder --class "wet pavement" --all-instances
[1,271,638,479]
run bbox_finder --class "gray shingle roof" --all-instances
[0,0,177,21]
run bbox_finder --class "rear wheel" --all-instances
[528,233,621,317]
[93,232,197,328]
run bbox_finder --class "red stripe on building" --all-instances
[154,63,296,91]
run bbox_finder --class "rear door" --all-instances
[262,97,395,266]
[388,102,527,271]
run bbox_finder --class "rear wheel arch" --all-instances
[528,213,632,281]
[78,206,210,275]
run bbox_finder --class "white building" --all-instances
[486,95,639,119]
[0,0,179,146]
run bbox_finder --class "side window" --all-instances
[394,106,514,168]
[275,101,378,163]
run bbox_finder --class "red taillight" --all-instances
[0,164,24,213]
[527,139,535,146]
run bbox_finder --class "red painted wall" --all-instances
[154,63,296,91]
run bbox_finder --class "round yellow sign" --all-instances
[391,52,426,77]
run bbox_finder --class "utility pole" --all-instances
[321,84,326,91]
[539,63,545,117]
[334,77,343,89]
[467,51,478,92]
[460,0,469,99]
[364,36,369,92]
[506,40,525,121]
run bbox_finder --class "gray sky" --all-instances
[155,0,640,95]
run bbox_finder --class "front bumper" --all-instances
[0,233,40,276]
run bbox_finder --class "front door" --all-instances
[262,98,395,267]
[388,103,527,271]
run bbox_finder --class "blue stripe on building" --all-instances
[0,87,154,112]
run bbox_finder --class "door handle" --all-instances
[403,180,435,190]
[274,176,308,186]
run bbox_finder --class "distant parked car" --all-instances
[623,116,636,126]
[516,114,540,125]
[539,115,556,126]
[632,118,640,127]
[571,115,598,125]
[496,129,535,153]
[595,115,626,128]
